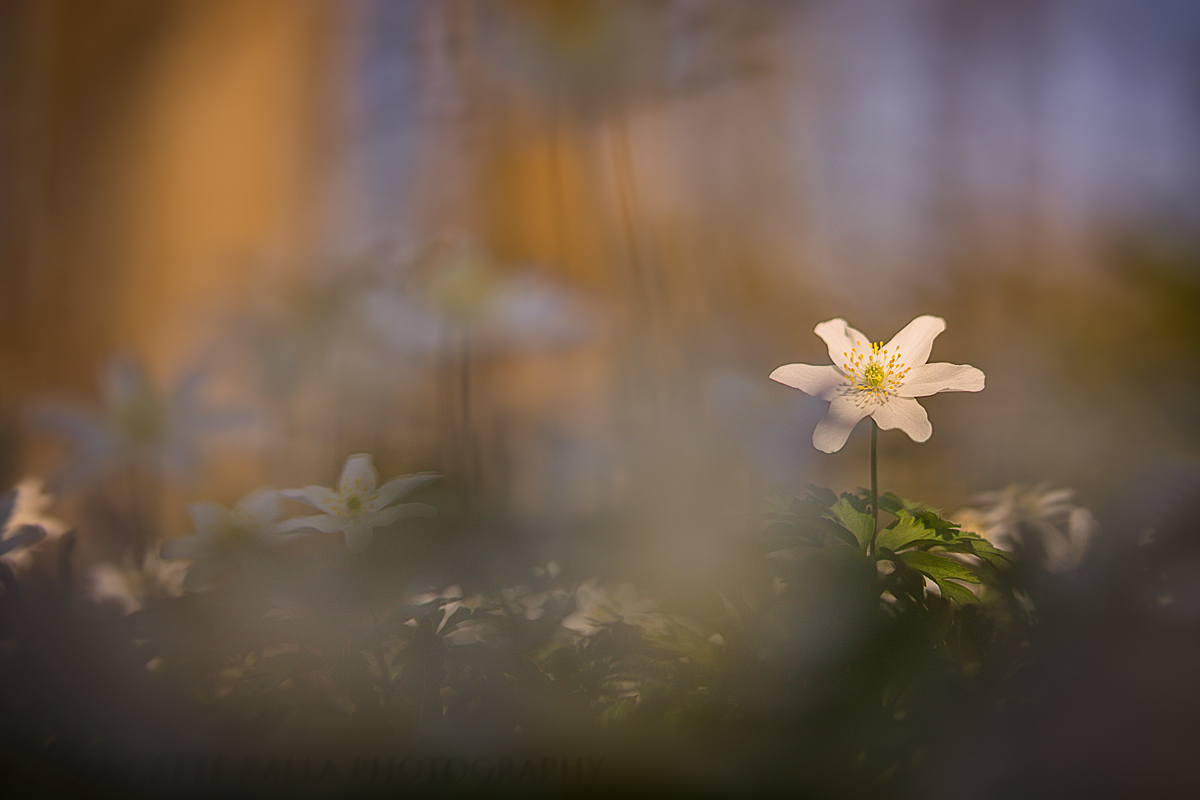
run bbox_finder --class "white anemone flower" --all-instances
[160,488,296,591]
[279,454,438,553]
[770,315,985,453]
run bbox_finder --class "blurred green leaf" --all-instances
[935,580,980,606]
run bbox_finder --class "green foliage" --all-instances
[763,486,1015,608]
[747,484,1034,787]
[0,476,1041,796]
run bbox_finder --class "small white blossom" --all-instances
[280,454,438,553]
[160,489,296,591]
[89,550,188,615]
[0,478,68,568]
[362,242,589,356]
[770,315,985,453]
[561,580,668,637]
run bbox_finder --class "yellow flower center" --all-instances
[345,495,362,514]
[843,341,910,402]
[861,361,886,389]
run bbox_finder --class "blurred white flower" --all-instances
[234,275,402,399]
[439,588,498,623]
[403,585,505,646]
[362,243,589,356]
[280,454,438,553]
[0,478,68,568]
[443,617,506,647]
[770,316,984,453]
[561,580,668,637]
[89,550,188,615]
[160,488,297,591]
[32,353,256,490]
[955,484,1097,573]
[408,584,499,633]
[501,584,570,622]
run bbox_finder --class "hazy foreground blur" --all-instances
[3,0,1200,793]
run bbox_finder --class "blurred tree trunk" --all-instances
[0,0,341,400]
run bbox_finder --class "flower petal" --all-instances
[339,454,378,495]
[281,486,338,512]
[372,503,437,527]
[277,514,344,534]
[27,402,105,444]
[260,527,311,548]
[373,473,441,508]
[236,488,280,523]
[812,396,872,453]
[343,519,374,553]
[896,362,985,397]
[870,397,932,442]
[814,318,871,366]
[768,364,847,401]
[187,502,228,536]
[883,315,944,368]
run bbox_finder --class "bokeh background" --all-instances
[2,0,1200,791]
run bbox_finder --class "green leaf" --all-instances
[829,496,875,551]
[934,532,1015,573]
[898,550,981,585]
[911,510,961,538]
[813,516,861,549]
[805,484,839,509]
[936,580,981,606]
[874,517,927,552]
[601,696,639,726]
[878,493,908,515]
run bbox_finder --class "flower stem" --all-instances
[868,419,879,556]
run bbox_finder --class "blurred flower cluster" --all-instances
[954,483,1098,573]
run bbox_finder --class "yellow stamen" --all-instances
[842,341,910,403]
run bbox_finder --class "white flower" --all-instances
[769,316,985,453]
[0,478,69,568]
[561,580,668,637]
[89,550,188,615]
[280,454,438,553]
[160,488,296,591]
[32,353,256,490]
